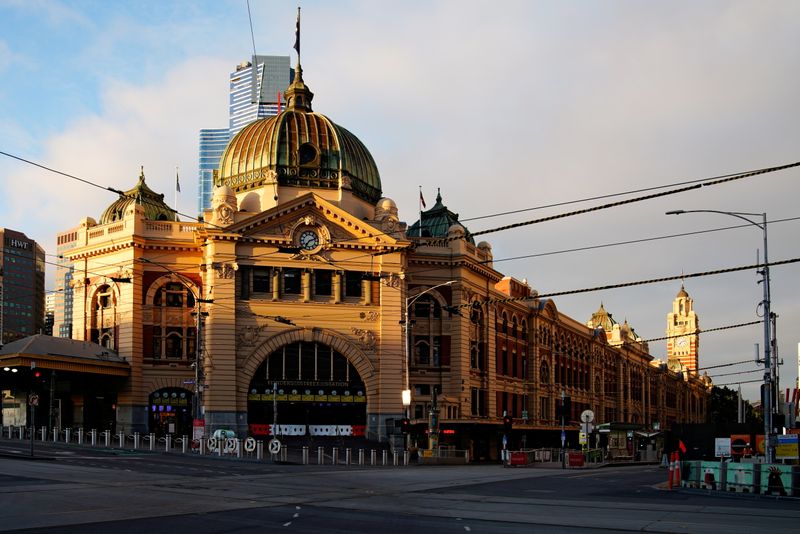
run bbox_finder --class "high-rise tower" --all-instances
[197,55,292,215]
[666,285,700,372]
[0,228,45,345]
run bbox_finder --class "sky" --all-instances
[1,0,799,401]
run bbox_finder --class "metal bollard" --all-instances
[134,432,140,449]
[332,447,339,465]
[345,448,351,466]
[236,439,242,458]
[281,445,287,462]
[382,450,388,466]
[165,434,172,452]
[53,428,58,442]
[358,448,364,465]
[118,432,124,448]
[257,441,263,461]
[371,449,376,466]
[65,428,71,443]
[41,426,47,441]
[182,435,188,454]
[318,446,324,465]
[148,433,155,451]
[199,437,206,455]
[103,430,110,448]
[404,450,409,466]
[78,428,84,445]
[393,451,398,466]
[302,446,309,465]
[90,430,96,446]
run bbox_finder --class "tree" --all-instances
[709,386,758,424]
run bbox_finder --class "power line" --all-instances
[709,369,762,378]
[698,359,754,371]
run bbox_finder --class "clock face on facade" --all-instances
[299,230,320,251]
[676,337,688,348]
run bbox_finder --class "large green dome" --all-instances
[217,68,381,203]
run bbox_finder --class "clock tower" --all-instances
[666,285,700,372]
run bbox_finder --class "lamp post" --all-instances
[666,209,774,462]
[401,280,456,449]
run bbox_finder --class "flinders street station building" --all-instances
[3,58,711,461]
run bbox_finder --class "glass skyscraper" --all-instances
[197,55,292,214]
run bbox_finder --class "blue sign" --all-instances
[561,430,566,444]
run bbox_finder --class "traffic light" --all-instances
[400,417,411,434]
[503,414,513,433]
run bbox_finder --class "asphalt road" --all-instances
[1,439,798,533]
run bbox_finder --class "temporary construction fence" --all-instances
[678,459,799,496]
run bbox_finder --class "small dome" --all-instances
[677,285,689,298]
[477,241,492,251]
[447,223,466,238]
[216,68,381,203]
[375,197,398,219]
[408,189,475,244]
[100,169,175,224]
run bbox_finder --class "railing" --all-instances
[0,425,411,467]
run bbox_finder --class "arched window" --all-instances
[148,279,198,361]
[540,361,550,383]
[511,316,518,338]
[90,284,116,350]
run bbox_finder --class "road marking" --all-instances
[283,522,292,527]
[464,527,471,532]
[293,513,299,518]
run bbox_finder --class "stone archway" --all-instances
[239,328,376,438]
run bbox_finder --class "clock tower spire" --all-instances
[666,284,700,372]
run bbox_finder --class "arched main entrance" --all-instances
[247,341,366,437]
[148,387,192,436]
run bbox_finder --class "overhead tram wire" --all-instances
[438,257,800,310]
[715,378,763,387]
[365,159,800,254]
[709,369,762,378]
[459,162,800,224]
[698,359,756,371]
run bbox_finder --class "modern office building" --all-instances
[197,128,230,215]
[53,227,79,338]
[229,55,292,136]
[197,56,293,215]
[0,228,45,346]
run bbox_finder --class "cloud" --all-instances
[0,56,230,269]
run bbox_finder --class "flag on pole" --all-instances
[175,168,181,193]
[419,189,426,209]
[293,7,301,56]
[678,439,687,454]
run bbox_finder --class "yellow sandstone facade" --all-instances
[55,59,710,454]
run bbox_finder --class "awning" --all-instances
[0,335,130,377]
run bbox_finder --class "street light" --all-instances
[666,209,774,462]
[401,280,456,448]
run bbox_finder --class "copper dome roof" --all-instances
[99,169,176,224]
[216,68,382,203]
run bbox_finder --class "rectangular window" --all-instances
[344,271,362,298]
[314,270,333,296]
[253,267,271,293]
[282,268,301,294]
[540,396,549,420]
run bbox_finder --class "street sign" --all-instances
[561,430,566,446]
[28,394,39,406]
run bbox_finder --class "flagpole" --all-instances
[418,185,423,237]
[174,166,180,219]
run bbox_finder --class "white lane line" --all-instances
[293,513,299,518]
[464,527,471,532]
[283,522,292,527]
